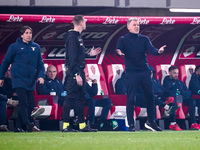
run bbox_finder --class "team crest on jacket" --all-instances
[31,47,36,51]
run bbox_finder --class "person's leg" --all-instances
[95,98,112,120]
[140,70,162,131]
[125,72,139,127]
[168,88,178,123]
[196,99,200,123]
[27,90,35,123]
[86,98,95,124]
[0,96,7,126]
[183,98,196,124]
[76,71,86,124]
[140,70,155,123]
[63,76,77,129]
[15,88,30,126]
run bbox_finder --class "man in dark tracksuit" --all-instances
[116,18,166,132]
[62,15,101,132]
[85,77,112,128]
[163,66,199,130]
[37,65,66,106]
[189,65,200,125]
[0,26,45,132]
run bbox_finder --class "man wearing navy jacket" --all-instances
[163,66,199,130]
[115,18,165,132]
[37,65,67,106]
[189,65,200,126]
[0,26,45,132]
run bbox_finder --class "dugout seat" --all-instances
[84,64,111,119]
[155,64,186,119]
[104,64,162,119]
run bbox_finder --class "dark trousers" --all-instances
[63,70,86,123]
[168,89,196,123]
[196,100,200,122]
[15,88,35,127]
[86,98,112,124]
[0,95,7,125]
[126,70,155,126]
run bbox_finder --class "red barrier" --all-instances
[0,14,200,24]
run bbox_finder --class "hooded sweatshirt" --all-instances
[65,30,90,76]
[0,37,45,90]
[149,66,167,98]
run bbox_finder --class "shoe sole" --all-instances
[31,108,45,118]
[145,123,157,132]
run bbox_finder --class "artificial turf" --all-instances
[1,131,200,150]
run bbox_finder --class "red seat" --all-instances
[155,64,186,119]
[84,64,111,119]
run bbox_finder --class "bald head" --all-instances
[46,65,57,80]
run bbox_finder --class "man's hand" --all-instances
[89,47,102,56]
[116,49,124,56]
[76,75,83,86]
[158,45,166,54]
[92,79,97,84]
[0,80,4,87]
[38,78,44,84]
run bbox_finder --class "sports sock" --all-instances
[170,122,176,125]
[79,122,86,129]
[63,122,69,129]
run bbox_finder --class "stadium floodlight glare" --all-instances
[169,8,200,13]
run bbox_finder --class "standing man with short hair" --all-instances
[63,15,101,132]
[116,18,166,131]
[0,26,45,132]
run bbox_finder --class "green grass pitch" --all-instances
[1,131,200,150]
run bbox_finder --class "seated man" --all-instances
[189,65,200,124]
[86,76,112,129]
[0,66,18,132]
[0,66,41,132]
[37,65,67,106]
[115,69,177,114]
[163,66,199,130]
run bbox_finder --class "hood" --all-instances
[149,65,155,77]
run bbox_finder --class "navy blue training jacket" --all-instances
[36,76,66,96]
[189,73,200,95]
[163,75,191,99]
[0,37,45,90]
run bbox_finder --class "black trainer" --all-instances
[62,126,78,132]
[79,125,97,132]
[166,105,180,114]
[128,125,135,132]
[145,120,162,132]
[14,128,25,132]
[26,123,34,132]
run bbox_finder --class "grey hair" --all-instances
[127,18,138,26]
